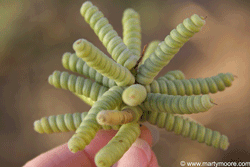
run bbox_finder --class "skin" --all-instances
[23,125,158,167]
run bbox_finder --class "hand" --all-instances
[24,125,159,167]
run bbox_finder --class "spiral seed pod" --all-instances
[122,8,141,58]
[73,39,135,86]
[122,84,147,106]
[146,111,229,150]
[95,122,140,167]
[68,86,124,153]
[34,112,122,134]
[136,14,206,85]
[80,1,138,69]
[145,73,234,95]
[74,92,125,111]
[62,52,116,87]
[140,40,160,65]
[48,70,109,102]
[75,92,122,110]
[157,70,185,81]
[141,93,215,114]
[96,106,143,126]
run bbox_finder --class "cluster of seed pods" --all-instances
[33,1,235,167]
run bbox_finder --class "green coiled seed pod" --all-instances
[80,1,138,69]
[73,39,135,86]
[48,71,109,102]
[140,40,161,66]
[74,92,125,112]
[95,122,141,167]
[145,73,234,95]
[157,70,185,81]
[62,52,116,87]
[96,106,143,125]
[33,112,122,134]
[122,84,147,106]
[122,8,141,58]
[68,86,124,153]
[145,111,229,150]
[136,14,206,85]
[141,93,215,114]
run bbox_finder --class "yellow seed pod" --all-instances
[122,84,147,106]
[96,109,133,126]
[96,106,143,126]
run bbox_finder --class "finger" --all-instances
[113,138,159,167]
[23,143,92,167]
[84,125,153,162]
[148,149,159,167]
[142,122,160,147]
[83,129,119,163]
[139,125,153,147]
[23,129,119,167]
[24,125,154,167]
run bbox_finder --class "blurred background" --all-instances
[1,0,250,166]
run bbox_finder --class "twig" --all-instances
[133,43,148,70]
